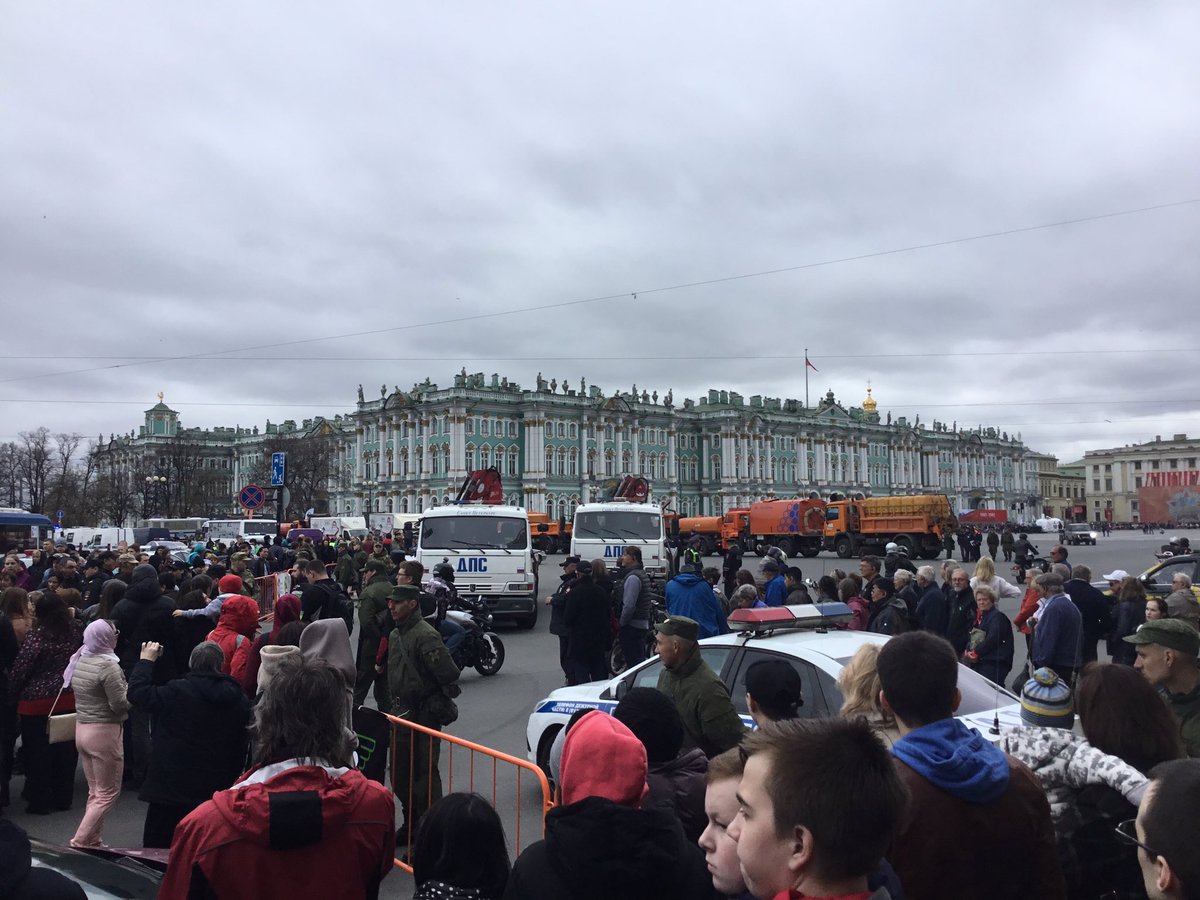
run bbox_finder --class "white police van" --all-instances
[570,501,668,579]
[416,504,540,629]
[525,603,1023,774]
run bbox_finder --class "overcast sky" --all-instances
[3,2,1198,466]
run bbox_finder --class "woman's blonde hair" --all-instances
[974,556,996,582]
[838,643,895,728]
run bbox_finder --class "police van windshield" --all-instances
[575,511,661,541]
[242,521,278,536]
[420,516,528,551]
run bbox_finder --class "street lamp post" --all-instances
[362,479,378,528]
[144,474,167,520]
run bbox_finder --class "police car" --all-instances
[525,603,1024,772]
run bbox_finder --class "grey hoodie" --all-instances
[300,618,358,750]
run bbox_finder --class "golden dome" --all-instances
[863,382,877,412]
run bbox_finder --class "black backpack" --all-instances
[317,580,355,632]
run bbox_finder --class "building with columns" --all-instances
[332,371,1035,521]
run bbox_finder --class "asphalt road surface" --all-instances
[5,529,1174,897]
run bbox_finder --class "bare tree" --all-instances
[15,428,54,513]
[0,442,19,507]
[246,433,337,520]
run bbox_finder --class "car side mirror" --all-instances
[614,679,629,701]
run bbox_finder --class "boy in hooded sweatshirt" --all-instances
[877,631,1066,900]
[503,709,711,900]
[204,594,260,682]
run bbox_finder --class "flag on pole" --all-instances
[805,355,818,372]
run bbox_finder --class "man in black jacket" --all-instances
[129,640,251,848]
[546,557,580,683]
[111,563,177,787]
[944,568,977,655]
[1064,565,1113,664]
[563,564,610,685]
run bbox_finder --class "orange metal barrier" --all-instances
[253,573,291,617]
[385,713,555,874]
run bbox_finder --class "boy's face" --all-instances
[698,778,746,896]
[729,752,800,898]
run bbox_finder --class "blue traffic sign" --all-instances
[238,484,266,510]
[271,452,287,487]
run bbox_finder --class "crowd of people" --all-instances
[3,527,1200,899]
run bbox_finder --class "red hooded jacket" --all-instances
[205,595,260,682]
[159,762,395,899]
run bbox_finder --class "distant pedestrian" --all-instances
[986,529,1000,560]
[563,563,611,685]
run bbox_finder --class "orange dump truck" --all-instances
[823,494,957,560]
[528,512,572,554]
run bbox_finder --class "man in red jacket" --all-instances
[160,654,395,899]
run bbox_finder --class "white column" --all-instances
[667,428,677,484]
[632,420,640,475]
[721,430,736,484]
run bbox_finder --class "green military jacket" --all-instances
[387,613,461,724]
[657,648,746,757]
[334,554,358,586]
[1165,682,1200,757]
[357,576,393,644]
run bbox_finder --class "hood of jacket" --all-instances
[211,762,370,850]
[187,669,251,706]
[649,746,708,778]
[561,709,648,807]
[892,718,1010,804]
[0,820,32,895]
[217,594,261,637]
[124,564,165,604]
[671,572,706,590]
[299,618,356,687]
[543,797,691,898]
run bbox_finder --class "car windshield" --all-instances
[242,521,277,536]
[1066,525,1089,532]
[574,511,661,541]
[835,656,1015,717]
[420,516,528,550]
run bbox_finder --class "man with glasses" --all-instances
[1121,759,1200,899]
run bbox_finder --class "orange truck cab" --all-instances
[745,498,826,559]
[528,512,572,554]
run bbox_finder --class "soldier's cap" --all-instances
[655,615,699,642]
[1123,618,1200,656]
[388,584,421,603]
[231,552,247,563]
[560,556,582,568]
[364,559,389,575]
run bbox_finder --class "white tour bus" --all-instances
[205,519,278,545]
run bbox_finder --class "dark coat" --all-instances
[548,572,576,637]
[970,607,1014,684]
[563,579,611,661]
[644,748,708,845]
[945,587,977,655]
[111,564,176,673]
[502,797,712,900]
[127,659,251,808]
[1064,579,1113,663]
[917,582,950,635]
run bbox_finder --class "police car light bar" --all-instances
[727,602,854,633]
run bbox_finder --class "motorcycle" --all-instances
[608,598,667,676]
[445,595,506,676]
[1012,556,1051,586]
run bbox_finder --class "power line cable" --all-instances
[2,197,1196,386]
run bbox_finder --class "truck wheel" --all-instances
[895,535,915,555]
[800,545,820,558]
[777,539,795,559]
[835,537,852,559]
[754,541,766,557]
